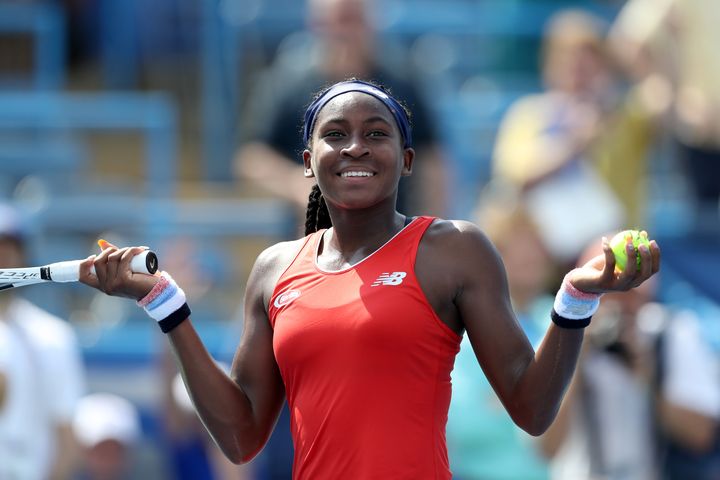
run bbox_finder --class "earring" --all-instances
[304,168,314,177]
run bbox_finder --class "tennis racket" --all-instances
[0,250,158,291]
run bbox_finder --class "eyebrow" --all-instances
[319,115,394,127]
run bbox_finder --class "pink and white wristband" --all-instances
[137,271,191,333]
[551,269,602,328]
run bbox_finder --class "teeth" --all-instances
[341,171,374,177]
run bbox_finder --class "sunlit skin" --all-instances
[78,90,661,464]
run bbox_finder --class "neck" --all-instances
[323,203,405,261]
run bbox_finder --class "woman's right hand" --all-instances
[79,240,160,301]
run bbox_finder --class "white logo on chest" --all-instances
[273,289,301,308]
[371,272,407,286]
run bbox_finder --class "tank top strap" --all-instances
[279,229,325,279]
[360,216,436,271]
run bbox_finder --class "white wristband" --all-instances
[553,270,602,321]
[137,272,187,321]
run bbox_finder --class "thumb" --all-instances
[600,237,617,280]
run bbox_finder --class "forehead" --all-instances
[314,91,395,124]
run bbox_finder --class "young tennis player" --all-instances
[80,79,661,479]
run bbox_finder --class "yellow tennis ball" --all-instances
[609,229,651,271]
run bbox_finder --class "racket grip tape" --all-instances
[47,250,159,282]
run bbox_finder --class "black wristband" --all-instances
[158,302,191,334]
[551,308,591,329]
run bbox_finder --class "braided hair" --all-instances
[304,184,332,235]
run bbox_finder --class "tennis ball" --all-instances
[609,229,651,271]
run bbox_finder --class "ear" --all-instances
[302,150,315,178]
[401,148,415,177]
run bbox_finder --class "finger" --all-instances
[618,238,638,287]
[650,240,661,274]
[78,255,100,288]
[600,237,616,282]
[92,245,117,286]
[106,247,130,282]
[632,242,653,288]
[119,247,143,277]
[97,238,118,251]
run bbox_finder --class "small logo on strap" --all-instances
[371,272,406,287]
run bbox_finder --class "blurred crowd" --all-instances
[1,0,719,479]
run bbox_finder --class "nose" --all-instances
[340,134,370,159]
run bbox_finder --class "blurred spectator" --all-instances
[653,293,720,479]
[72,392,141,480]
[447,189,552,480]
[0,203,86,480]
[234,0,449,226]
[537,237,719,480]
[610,0,720,218]
[491,9,659,266]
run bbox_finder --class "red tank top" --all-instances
[268,216,461,479]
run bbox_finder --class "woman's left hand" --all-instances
[568,235,661,294]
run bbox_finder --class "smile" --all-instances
[340,171,375,177]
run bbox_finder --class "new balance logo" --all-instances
[371,272,406,287]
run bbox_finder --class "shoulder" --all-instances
[423,218,497,252]
[419,218,502,273]
[249,236,314,304]
[254,237,310,275]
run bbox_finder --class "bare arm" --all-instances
[433,221,660,435]
[164,248,287,463]
[80,243,289,464]
[453,227,582,435]
[536,362,582,457]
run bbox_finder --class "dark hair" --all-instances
[305,184,332,235]
[302,78,412,235]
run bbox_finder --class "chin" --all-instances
[331,193,390,211]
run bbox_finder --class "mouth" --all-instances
[338,170,376,178]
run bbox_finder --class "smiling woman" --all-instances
[79,77,661,480]
[301,79,414,235]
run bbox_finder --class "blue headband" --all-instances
[303,80,413,148]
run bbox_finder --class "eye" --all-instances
[368,130,389,137]
[322,130,344,138]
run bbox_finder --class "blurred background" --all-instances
[0,0,719,478]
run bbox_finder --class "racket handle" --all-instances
[48,250,159,282]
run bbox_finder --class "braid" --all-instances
[316,191,332,231]
[304,184,332,235]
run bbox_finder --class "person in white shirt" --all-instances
[0,203,86,479]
